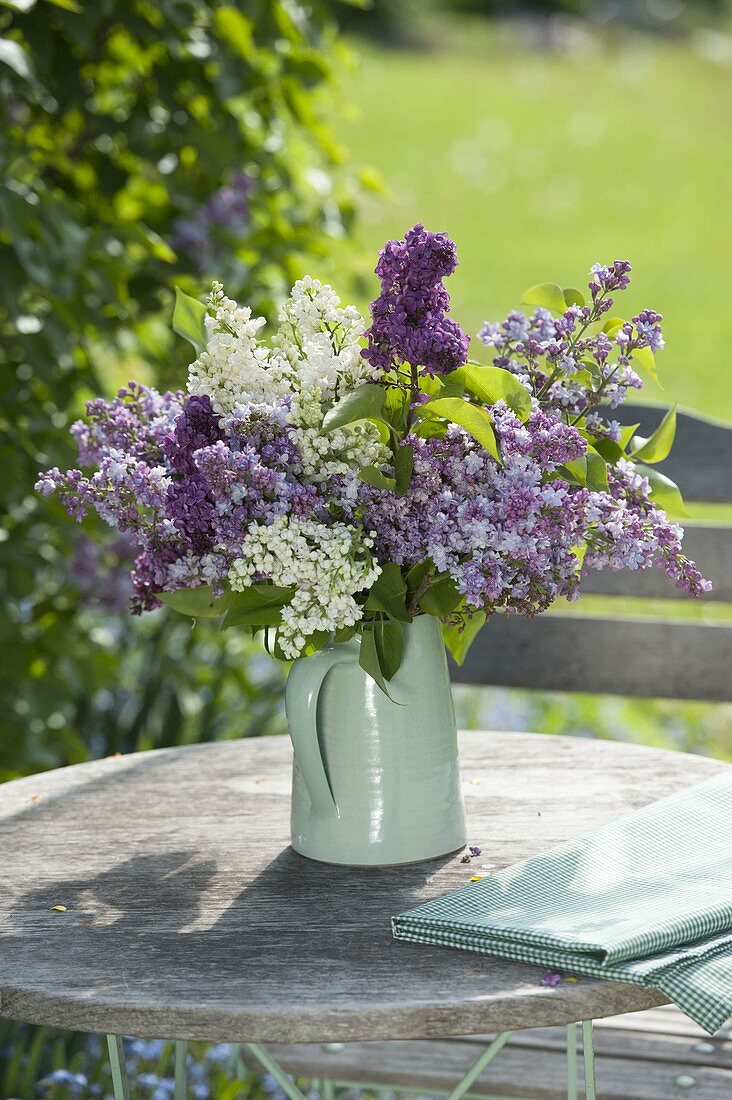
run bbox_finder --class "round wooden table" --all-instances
[0,732,726,1098]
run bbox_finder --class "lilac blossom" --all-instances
[355,410,590,616]
[584,462,712,597]
[36,383,324,614]
[478,261,659,417]
[36,244,710,655]
[363,223,470,377]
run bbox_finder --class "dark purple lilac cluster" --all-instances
[163,394,224,473]
[363,223,470,377]
[171,172,252,274]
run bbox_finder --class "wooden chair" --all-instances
[257,405,732,1099]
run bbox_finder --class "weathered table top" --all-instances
[0,732,727,1043]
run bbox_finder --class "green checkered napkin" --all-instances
[393,771,732,1034]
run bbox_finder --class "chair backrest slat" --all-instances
[616,406,732,503]
[452,615,732,702]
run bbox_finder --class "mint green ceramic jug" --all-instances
[285,615,467,866]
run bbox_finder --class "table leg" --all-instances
[175,1039,188,1100]
[566,1023,578,1100]
[582,1021,597,1100]
[101,1021,592,1100]
[106,1035,131,1100]
[444,1030,514,1100]
[245,1041,311,1100]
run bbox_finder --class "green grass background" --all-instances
[335,20,732,421]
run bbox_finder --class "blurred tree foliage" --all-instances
[0,0,361,780]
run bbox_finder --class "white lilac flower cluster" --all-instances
[229,515,380,657]
[190,278,386,484]
[194,278,386,649]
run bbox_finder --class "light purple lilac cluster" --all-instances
[363,222,470,377]
[584,462,710,595]
[479,260,662,416]
[171,172,252,274]
[355,409,590,615]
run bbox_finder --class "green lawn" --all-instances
[336,20,732,420]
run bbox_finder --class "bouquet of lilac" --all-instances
[38,225,710,690]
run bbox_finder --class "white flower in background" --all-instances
[229,514,381,658]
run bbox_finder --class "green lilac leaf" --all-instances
[414,418,446,441]
[172,286,208,352]
[358,466,396,490]
[630,406,677,464]
[619,422,641,449]
[322,383,387,433]
[364,562,412,622]
[448,364,531,421]
[373,618,404,681]
[303,630,331,656]
[563,287,586,308]
[418,373,442,396]
[590,436,625,464]
[586,448,609,492]
[601,317,625,337]
[560,456,588,486]
[636,464,689,517]
[158,585,233,620]
[435,374,466,399]
[442,611,486,666]
[359,625,396,699]
[632,341,661,385]
[383,386,409,434]
[418,574,463,616]
[521,282,566,314]
[420,397,501,461]
[405,559,431,596]
[394,443,414,496]
[221,584,296,630]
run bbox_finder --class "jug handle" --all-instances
[285,648,354,814]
